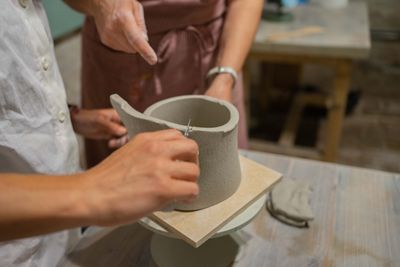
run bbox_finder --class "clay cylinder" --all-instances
[110,94,242,211]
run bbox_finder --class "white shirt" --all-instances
[0,0,81,266]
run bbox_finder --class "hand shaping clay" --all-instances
[110,94,242,211]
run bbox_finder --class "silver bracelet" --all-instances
[206,66,238,88]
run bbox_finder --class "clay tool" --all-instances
[184,119,192,137]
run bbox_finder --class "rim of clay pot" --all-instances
[144,95,239,133]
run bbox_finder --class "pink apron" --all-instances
[81,0,248,167]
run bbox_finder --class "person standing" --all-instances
[66,0,263,167]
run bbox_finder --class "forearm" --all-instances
[0,130,199,242]
[205,0,263,99]
[0,173,91,241]
[216,0,263,72]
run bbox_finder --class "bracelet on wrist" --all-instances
[206,66,238,89]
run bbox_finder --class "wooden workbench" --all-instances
[59,150,400,267]
[246,2,371,162]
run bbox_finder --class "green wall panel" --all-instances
[42,0,84,39]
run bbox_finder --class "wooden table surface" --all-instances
[246,3,371,162]
[253,2,371,59]
[60,150,400,267]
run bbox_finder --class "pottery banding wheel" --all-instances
[142,194,267,267]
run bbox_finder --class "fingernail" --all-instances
[140,49,157,65]
[147,51,158,65]
[139,32,157,65]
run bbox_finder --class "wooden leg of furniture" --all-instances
[278,93,305,147]
[279,92,328,148]
[259,63,274,110]
[322,60,352,162]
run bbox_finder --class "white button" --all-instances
[19,0,28,8]
[58,111,66,123]
[42,57,50,71]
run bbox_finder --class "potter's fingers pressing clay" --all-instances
[167,161,199,182]
[266,179,314,228]
[110,94,242,211]
[162,138,198,163]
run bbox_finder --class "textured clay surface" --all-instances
[110,94,242,210]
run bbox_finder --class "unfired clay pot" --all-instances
[110,94,242,211]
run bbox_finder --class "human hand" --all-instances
[91,0,157,64]
[83,129,200,226]
[205,74,234,102]
[71,108,128,148]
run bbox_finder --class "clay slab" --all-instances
[111,94,242,210]
[149,156,282,248]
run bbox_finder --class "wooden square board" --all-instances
[149,155,282,247]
